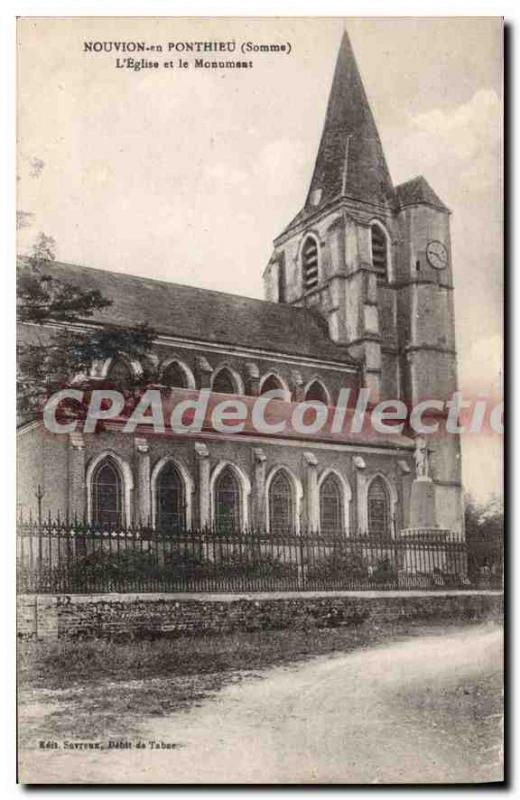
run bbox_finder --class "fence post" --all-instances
[36,485,44,572]
[297,514,307,590]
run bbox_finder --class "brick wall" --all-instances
[18,590,503,641]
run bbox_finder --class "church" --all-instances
[17,31,464,541]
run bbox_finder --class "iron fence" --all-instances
[466,535,504,589]
[16,512,502,594]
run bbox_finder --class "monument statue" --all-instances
[414,436,431,479]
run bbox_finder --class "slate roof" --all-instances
[395,176,450,212]
[20,259,359,366]
[281,30,395,238]
[278,33,450,242]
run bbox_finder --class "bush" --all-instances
[218,551,298,579]
[164,548,215,579]
[68,548,162,587]
[370,557,398,585]
[307,549,369,581]
[65,545,298,588]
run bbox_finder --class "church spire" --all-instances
[305,29,394,210]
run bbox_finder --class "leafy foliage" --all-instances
[17,234,156,419]
[307,550,399,586]
[464,493,504,543]
[370,557,398,584]
[64,545,298,590]
[307,549,369,581]
[464,494,503,584]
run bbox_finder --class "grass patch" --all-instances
[20,626,373,688]
[18,619,497,746]
[18,618,470,690]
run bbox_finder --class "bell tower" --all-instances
[263,29,463,534]
[264,30,398,403]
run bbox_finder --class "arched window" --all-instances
[305,380,329,404]
[214,467,240,532]
[162,361,188,388]
[212,368,237,395]
[107,356,133,389]
[302,235,319,291]
[156,462,185,532]
[269,470,294,534]
[371,224,388,278]
[320,474,343,536]
[260,374,284,395]
[92,457,122,527]
[368,476,391,538]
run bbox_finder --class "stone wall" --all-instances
[18,590,503,641]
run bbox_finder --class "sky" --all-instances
[17,16,503,502]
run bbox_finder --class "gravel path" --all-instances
[19,625,503,784]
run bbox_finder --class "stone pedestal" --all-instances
[400,477,453,581]
[400,527,449,578]
[409,477,436,529]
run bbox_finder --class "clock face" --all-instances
[426,240,448,270]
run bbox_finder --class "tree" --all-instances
[17,155,45,231]
[17,233,157,420]
[464,493,504,542]
[464,493,503,584]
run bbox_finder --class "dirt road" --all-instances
[20,625,503,784]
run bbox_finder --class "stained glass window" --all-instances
[157,462,185,532]
[260,374,284,395]
[305,380,328,404]
[92,458,122,527]
[215,467,240,532]
[368,476,390,538]
[320,474,343,536]
[162,362,187,388]
[269,470,294,534]
[107,356,133,389]
[212,369,236,395]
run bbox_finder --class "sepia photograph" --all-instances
[15,16,503,784]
